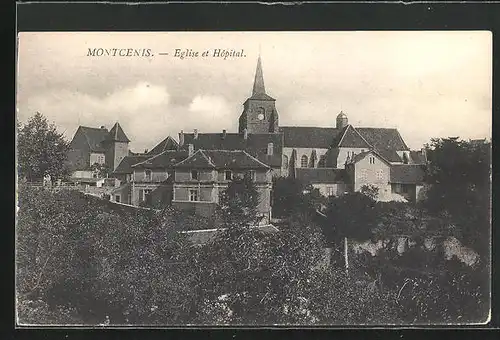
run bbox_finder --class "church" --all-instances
[68,56,426,222]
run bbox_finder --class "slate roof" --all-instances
[148,136,179,155]
[356,127,410,151]
[279,126,341,148]
[296,168,349,184]
[410,150,427,164]
[180,132,283,168]
[390,164,426,184]
[132,150,189,169]
[337,125,371,148]
[174,150,270,170]
[72,126,109,152]
[105,122,131,143]
[113,155,150,174]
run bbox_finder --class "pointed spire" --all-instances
[252,54,266,96]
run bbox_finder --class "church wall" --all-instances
[283,147,329,169]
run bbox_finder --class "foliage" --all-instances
[325,192,378,241]
[90,162,111,179]
[424,137,490,259]
[17,112,71,181]
[217,173,261,227]
[360,184,379,201]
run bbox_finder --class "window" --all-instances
[376,169,384,180]
[282,155,289,169]
[318,155,326,167]
[360,169,368,181]
[144,189,152,203]
[145,169,152,181]
[127,194,132,204]
[301,155,308,168]
[189,189,199,202]
[327,186,335,197]
[248,170,256,181]
[267,143,274,155]
[225,170,233,180]
[369,157,376,164]
[401,185,409,194]
[115,195,121,203]
[191,170,198,180]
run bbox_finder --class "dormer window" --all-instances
[403,152,409,164]
[191,170,198,180]
[225,170,233,181]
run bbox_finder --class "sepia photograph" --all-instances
[15,31,492,326]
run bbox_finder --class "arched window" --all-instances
[318,155,326,167]
[301,155,308,168]
[282,155,289,169]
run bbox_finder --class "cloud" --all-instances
[18,82,237,152]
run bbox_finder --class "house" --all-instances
[67,122,131,179]
[172,149,273,222]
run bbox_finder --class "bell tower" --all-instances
[238,55,279,134]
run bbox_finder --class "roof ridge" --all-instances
[131,150,168,167]
[199,149,217,167]
[351,126,373,148]
[241,150,271,169]
[173,149,203,167]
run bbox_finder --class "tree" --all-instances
[360,184,379,201]
[90,162,111,179]
[217,172,261,228]
[18,112,71,182]
[424,137,490,259]
[272,176,315,218]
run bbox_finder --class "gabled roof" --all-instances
[356,127,409,151]
[390,164,426,184]
[348,149,392,166]
[132,150,188,169]
[296,168,349,184]
[105,122,130,143]
[336,125,371,148]
[148,136,179,155]
[71,126,109,152]
[174,150,270,170]
[180,132,283,167]
[173,150,216,169]
[113,155,150,174]
[279,126,341,148]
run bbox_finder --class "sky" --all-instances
[17,31,492,152]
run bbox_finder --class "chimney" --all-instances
[194,129,198,140]
[188,143,194,156]
[144,149,148,154]
[100,125,106,129]
[222,129,227,139]
[243,128,248,140]
[179,130,184,147]
[267,142,274,156]
[421,148,427,162]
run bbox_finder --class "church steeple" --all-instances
[238,54,279,134]
[252,55,266,96]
